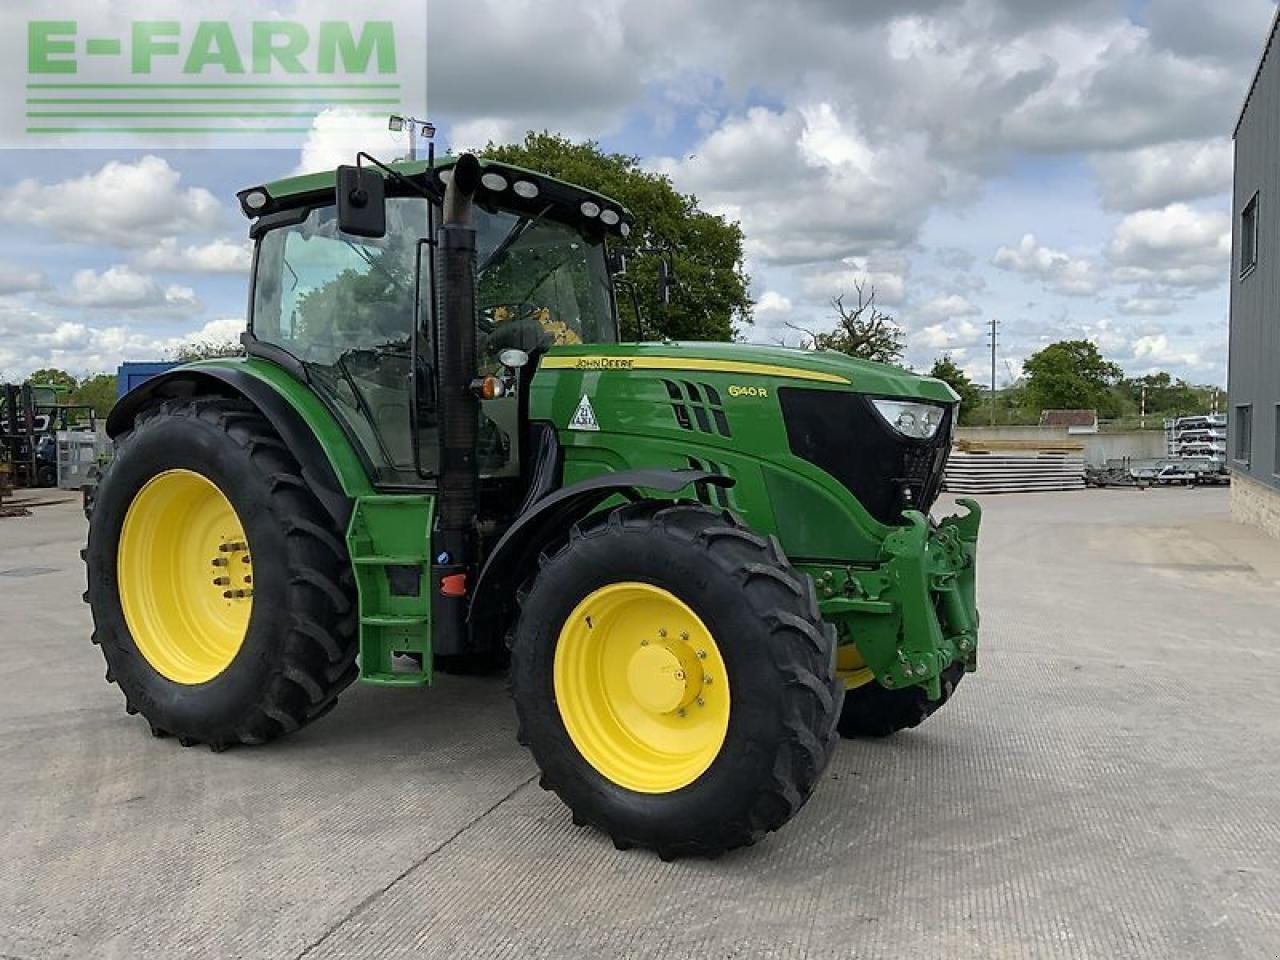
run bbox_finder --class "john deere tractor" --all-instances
[84,151,980,858]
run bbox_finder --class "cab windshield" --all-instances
[474,207,617,357]
[250,195,617,483]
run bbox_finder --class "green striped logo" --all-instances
[11,8,424,146]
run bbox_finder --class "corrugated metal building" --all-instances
[1230,9,1280,538]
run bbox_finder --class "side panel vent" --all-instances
[685,456,736,510]
[661,379,732,437]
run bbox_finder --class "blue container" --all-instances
[116,362,181,399]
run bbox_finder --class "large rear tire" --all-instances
[84,397,358,749]
[510,502,842,859]
[836,662,965,738]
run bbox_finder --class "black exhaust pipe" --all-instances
[432,153,482,656]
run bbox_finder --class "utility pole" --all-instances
[987,317,999,426]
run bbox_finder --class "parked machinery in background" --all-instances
[0,382,97,490]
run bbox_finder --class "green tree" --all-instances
[70,373,118,417]
[1022,339,1122,416]
[788,283,905,365]
[928,354,983,424]
[27,367,77,394]
[1118,372,1201,419]
[480,132,752,341]
[170,339,245,362]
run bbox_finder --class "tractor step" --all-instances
[346,495,435,685]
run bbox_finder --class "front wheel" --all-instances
[836,662,966,738]
[510,502,842,859]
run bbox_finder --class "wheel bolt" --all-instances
[658,629,667,638]
[212,577,230,586]
[640,638,648,647]
[696,649,706,659]
[676,708,686,717]
[696,697,705,707]
[703,675,712,685]
[211,558,228,567]
[674,670,685,681]
[680,631,689,641]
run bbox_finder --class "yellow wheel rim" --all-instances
[837,644,876,690]
[553,582,731,793]
[118,469,254,684]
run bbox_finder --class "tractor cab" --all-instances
[239,158,629,491]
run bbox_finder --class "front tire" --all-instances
[836,662,965,738]
[84,397,358,749]
[510,502,842,858]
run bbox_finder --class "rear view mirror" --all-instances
[336,165,386,238]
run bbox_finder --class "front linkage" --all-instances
[806,498,981,701]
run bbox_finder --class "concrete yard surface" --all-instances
[1,488,1278,959]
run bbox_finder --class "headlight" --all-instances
[871,399,945,440]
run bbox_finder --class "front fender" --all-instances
[469,468,733,624]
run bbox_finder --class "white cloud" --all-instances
[1091,138,1233,212]
[1117,296,1176,316]
[0,306,242,381]
[800,258,908,305]
[0,157,223,246]
[992,234,1102,296]
[1106,203,1231,289]
[919,294,981,320]
[294,108,413,176]
[134,237,252,274]
[55,265,201,311]
[0,262,44,294]
[655,103,965,266]
[915,319,982,351]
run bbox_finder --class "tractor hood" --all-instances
[540,342,959,403]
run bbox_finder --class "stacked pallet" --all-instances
[944,439,1085,494]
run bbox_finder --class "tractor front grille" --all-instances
[778,388,953,526]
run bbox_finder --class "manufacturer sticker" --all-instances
[569,394,600,431]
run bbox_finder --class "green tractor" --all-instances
[84,150,980,858]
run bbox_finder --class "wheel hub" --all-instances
[553,582,731,793]
[117,469,253,685]
[625,642,703,714]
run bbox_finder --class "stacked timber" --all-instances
[944,439,1085,494]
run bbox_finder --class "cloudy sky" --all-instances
[0,0,1275,386]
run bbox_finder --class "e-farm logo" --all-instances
[3,4,426,148]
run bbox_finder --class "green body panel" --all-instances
[347,495,435,686]
[186,323,979,699]
[187,356,376,499]
[528,341,979,698]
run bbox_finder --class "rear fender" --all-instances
[107,365,356,529]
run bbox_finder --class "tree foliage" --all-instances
[71,374,117,417]
[928,354,983,424]
[27,367,76,394]
[480,132,752,341]
[1115,372,1204,419]
[170,339,245,362]
[787,282,905,365]
[1022,339,1122,415]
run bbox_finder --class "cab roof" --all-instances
[238,155,633,237]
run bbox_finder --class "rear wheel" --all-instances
[836,662,965,738]
[84,397,358,749]
[510,502,842,858]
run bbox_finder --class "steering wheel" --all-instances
[480,303,555,355]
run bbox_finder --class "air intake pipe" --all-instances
[432,153,482,656]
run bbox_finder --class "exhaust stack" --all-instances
[432,153,482,656]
